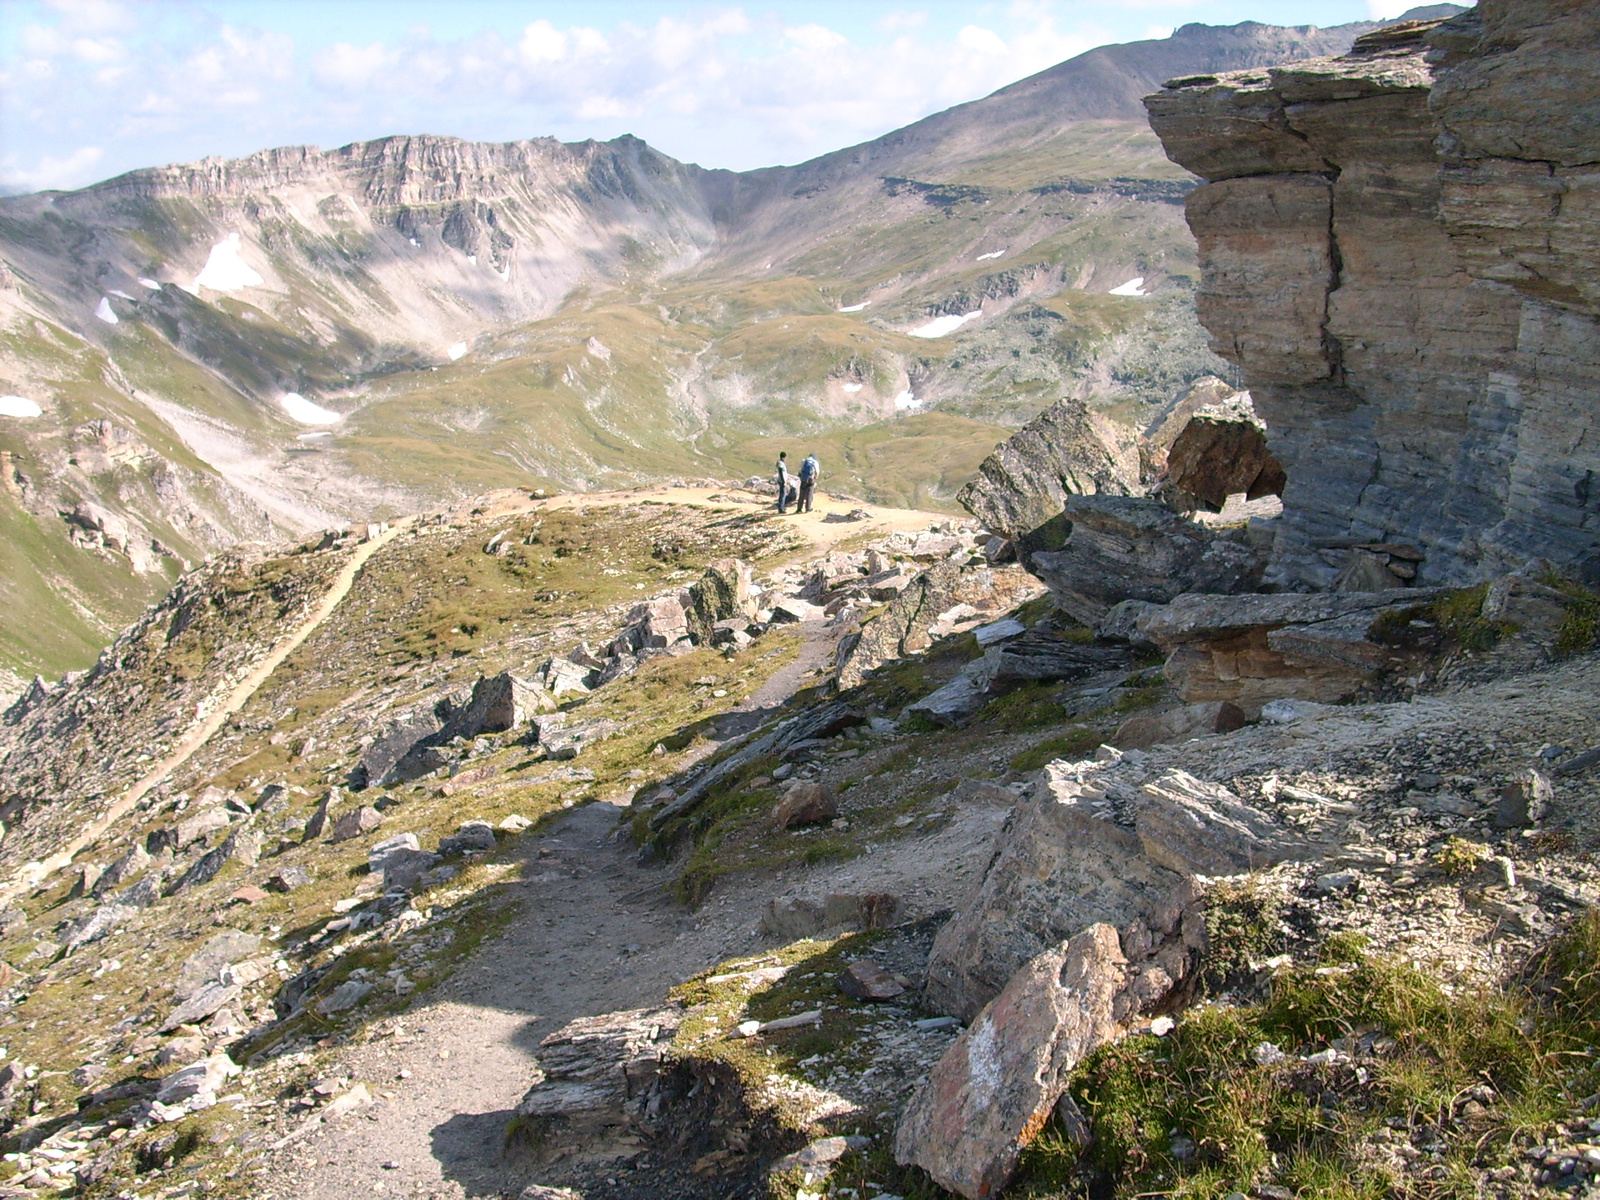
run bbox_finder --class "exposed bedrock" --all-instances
[1145,3,1600,590]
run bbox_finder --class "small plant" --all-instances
[1542,573,1600,658]
[1434,835,1492,876]
[1009,726,1106,772]
[1202,878,1284,993]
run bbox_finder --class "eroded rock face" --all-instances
[1145,6,1600,588]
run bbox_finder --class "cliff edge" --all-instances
[1145,1,1600,590]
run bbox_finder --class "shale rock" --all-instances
[328,805,382,843]
[1163,393,1285,510]
[512,1005,683,1163]
[957,398,1140,543]
[895,925,1129,1199]
[1495,769,1554,830]
[174,931,261,1001]
[1027,495,1266,625]
[1145,10,1600,587]
[1113,701,1247,750]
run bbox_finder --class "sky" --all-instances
[0,0,1428,194]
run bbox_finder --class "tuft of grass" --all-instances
[1009,911,1600,1199]
[1542,574,1600,658]
[1202,878,1286,994]
[1369,584,1517,655]
[1009,725,1108,772]
[1433,836,1492,877]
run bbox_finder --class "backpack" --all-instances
[799,457,817,483]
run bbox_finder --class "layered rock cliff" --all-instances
[1146,2,1600,590]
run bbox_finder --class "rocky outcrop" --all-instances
[926,758,1305,1023]
[1026,495,1266,625]
[955,398,1140,546]
[1145,4,1600,589]
[1162,392,1285,510]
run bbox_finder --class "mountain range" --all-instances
[0,10,1455,682]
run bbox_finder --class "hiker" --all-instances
[775,451,794,513]
[797,452,820,512]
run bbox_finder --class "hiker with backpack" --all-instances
[797,452,820,512]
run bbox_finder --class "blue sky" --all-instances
[0,0,1424,193]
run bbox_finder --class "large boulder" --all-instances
[1141,375,1244,478]
[1026,495,1266,625]
[441,672,553,739]
[926,758,1306,1022]
[958,398,1140,542]
[684,558,758,643]
[1162,392,1286,510]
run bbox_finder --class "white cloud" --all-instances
[957,25,1008,56]
[0,145,103,191]
[785,24,848,52]
[518,20,568,64]
[314,41,399,89]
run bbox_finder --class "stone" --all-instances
[255,783,290,814]
[625,596,691,648]
[166,825,259,896]
[173,807,231,849]
[438,820,497,855]
[353,706,447,790]
[1113,701,1247,750]
[513,1005,683,1164]
[1138,589,1447,712]
[773,782,838,829]
[1259,698,1331,724]
[442,672,551,739]
[838,961,905,1001]
[499,813,533,832]
[957,397,1140,543]
[266,865,313,892]
[1096,599,1161,646]
[68,862,104,899]
[973,616,1026,646]
[159,982,242,1032]
[317,980,373,1015]
[1145,13,1600,589]
[684,558,759,643]
[894,925,1130,1199]
[93,843,151,895]
[328,805,382,843]
[1315,871,1359,894]
[156,1036,207,1067]
[1495,769,1554,830]
[155,1054,239,1105]
[835,561,1045,689]
[520,1188,583,1200]
[927,759,1301,1022]
[175,931,262,1000]
[1162,392,1285,510]
[771,1135,872,1181]
[761,896,826,941]
[1026,495,1266,626]
[769,597,826,624]
[302,789,336,840]
[981,536,1016,566]
[61,904,133,953]
[905,672,992,728]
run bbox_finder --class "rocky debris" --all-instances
[838,960,905,1001]
[302,789,336,839]
[927,758,1303,1022]
[771,1135,872,1188]
[1161,391,1285,510]
[439,820,497,855]
[835,561,1045,689]
[1495,769,1554,830]
[1027,495,1266,626]
[519,1187,583,1200]
[67,861,103,898]
[895,924,1131,1199]
[646,701,865,837]
[328,805,382,843]
[266,864,313,891]
[153,1053,239,1113]
[370,833,440,890]
[908,629,1133,727]
[1113,700,1248,750]
[441,672,554,739]
[1137,589,1445,711]
[534,714,617,761]
[1144,10,1600,588]
[512,1005,684,1164]
[159,982,242,1032]
[773,782,838,829]
[957,397,1140,544]
[167,825,260,896]
[174,931,261,1000]
[60,902,136,954]
[173,807,231,849]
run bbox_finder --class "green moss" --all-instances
[1543,575,1600,658]
[1201,878,1285,994]
[1009,726,1107,772]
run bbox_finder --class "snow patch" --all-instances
[0,395,43,418]
[94,297,119,325]
[975,250,1004,261]
[497,266,511,282]
[585,337,611,361]
[409,238,420,247]
[894,391,921,410]
[296,431,334,440]
[108,289,135,301]
[909,310,981,339]
[193,233,264,293]
[137,277,161,290]
[837,302,869,313]
[841,382,863,393]
[280,393,341,425]
[1109,277,1148,297]
[467,254,478,266]
[447,342,468,361]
